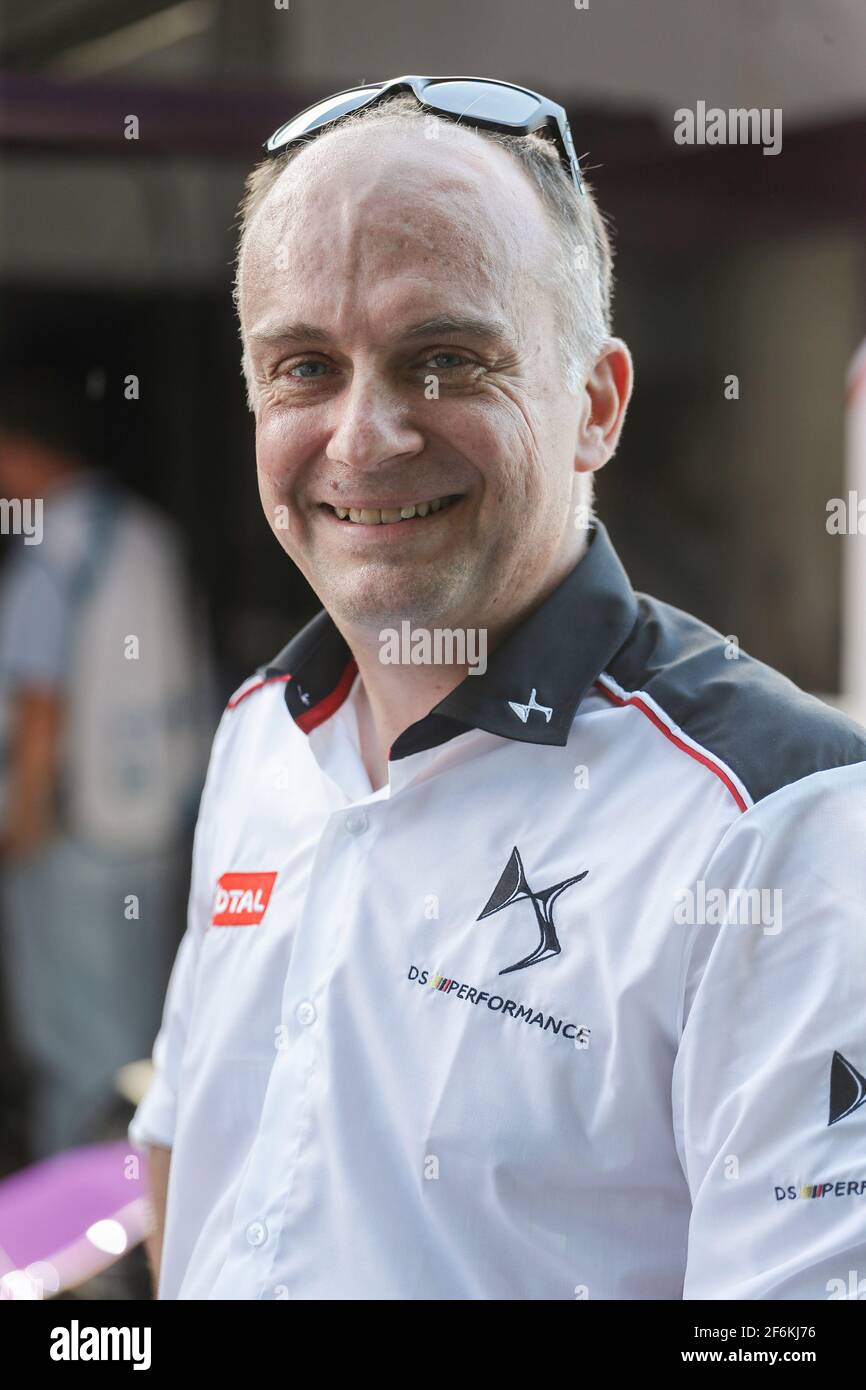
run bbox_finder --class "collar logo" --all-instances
[829,1050,866,1126]
[507,687,553,724]
[478,846,588,975]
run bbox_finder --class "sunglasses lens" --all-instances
[424,80,541,126]
[267,86,382,151]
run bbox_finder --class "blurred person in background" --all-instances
[0,364,214,1161]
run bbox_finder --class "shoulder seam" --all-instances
[594,671,753,813]
[225,671,292,711]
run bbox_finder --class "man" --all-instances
[130,77,866,1300]
[0,367,211,1157]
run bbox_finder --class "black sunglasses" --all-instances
[264,74,585,194]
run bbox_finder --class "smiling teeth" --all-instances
[334,497,448,524]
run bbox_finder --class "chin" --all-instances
[328,572,466,632]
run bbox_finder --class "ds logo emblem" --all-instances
[211,871,278,926]
[478,846,588,975]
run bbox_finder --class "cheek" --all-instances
[254,410,310,495]
[254,416,318,549]
[474,403,572,542]
[439,395,531,485]
[464,397,548,509]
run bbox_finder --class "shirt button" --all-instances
[296,1000,316,1026]
[345,811,368,835]
[246,1221,267,1247]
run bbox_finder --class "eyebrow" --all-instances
[249,321,327,346]
[401,314,514,347]
[248,314,514,349]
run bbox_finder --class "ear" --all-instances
[574,339,633,475]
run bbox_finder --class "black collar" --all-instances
[264,520,640,758]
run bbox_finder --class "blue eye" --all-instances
[289,360,328,378]
[428,352,468,370]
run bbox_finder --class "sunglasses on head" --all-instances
[264,74,585,194]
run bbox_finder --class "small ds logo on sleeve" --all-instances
[211,871,278,926]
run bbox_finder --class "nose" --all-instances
[325,371,424,473]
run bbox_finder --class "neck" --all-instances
[350,649,469,789]
[341,527,591,792]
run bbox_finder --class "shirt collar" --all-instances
[264,519,640,757]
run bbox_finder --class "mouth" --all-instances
[319,493,464,527]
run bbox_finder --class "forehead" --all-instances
[240,124,556,338]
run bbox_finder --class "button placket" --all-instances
[234,800,378,1295]
[344,809,369,836]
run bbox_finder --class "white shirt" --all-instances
[130,520,866,1300]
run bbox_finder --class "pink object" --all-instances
[0,1141,151,1297]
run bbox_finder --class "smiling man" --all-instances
[242,82,626,790]
[130,77,866,1301]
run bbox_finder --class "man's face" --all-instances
[240,123,589,636]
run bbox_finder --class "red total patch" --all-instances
[210,871,278,926]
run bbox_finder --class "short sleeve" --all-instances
[128,707,231,1151]
[673,760,866,1299]
[0,553,72,690]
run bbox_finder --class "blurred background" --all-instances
[0,0,864,1296]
